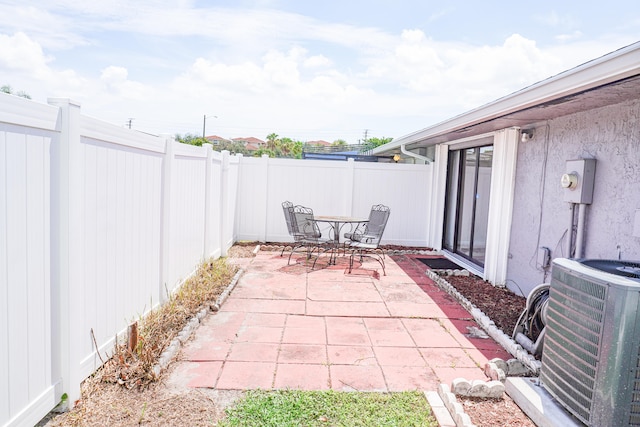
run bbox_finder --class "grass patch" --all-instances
[220,390,437,427]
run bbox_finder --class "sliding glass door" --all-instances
[443,145,493,266]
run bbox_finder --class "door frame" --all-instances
[427,128,520,285]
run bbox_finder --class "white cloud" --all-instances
[262,49,302,87]
[0,2,636,142]
[0,31,91,101]
[0,32,52,73]
[535,10,579,29]
[0,5,90,50]
[555,30,584,42]
[304,55,332,68]
[100,66,152,100]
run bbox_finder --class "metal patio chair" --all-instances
[346,204,390,275]
[281,201,300,257]
[281,201,335,267]
[342,204,384,253]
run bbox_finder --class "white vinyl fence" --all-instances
[235,156,432,246]
[0,96,238,427]
[0,95,432,427]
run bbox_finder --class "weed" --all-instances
[102,258,237,389]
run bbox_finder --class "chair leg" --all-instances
[280,245,286,257]
[348,249,357,273]
[350,250,386,276]
[287,242,302,265]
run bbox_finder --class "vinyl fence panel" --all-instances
[77,117,165,380]
[167,142,208,291]
[0,95,58,427]
[235,156,432,246]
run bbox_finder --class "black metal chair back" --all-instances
[282,201,296,237]
[291,205,321,239]
[363,204,390,245]
[346,204,390,276]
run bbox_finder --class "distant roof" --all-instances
[233,136,265,144]
[205,135,230,142]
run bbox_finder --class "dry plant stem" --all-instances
[90,328,105,365]
[100,258,237,390]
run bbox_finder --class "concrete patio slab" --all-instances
[169,250,512,393]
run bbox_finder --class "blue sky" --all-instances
[0,1,638,143]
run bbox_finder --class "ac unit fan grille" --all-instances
[541,267,607,425]
[580,259,640,279]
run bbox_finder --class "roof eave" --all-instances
[374,41,640,155]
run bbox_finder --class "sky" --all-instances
[0,1,638,144]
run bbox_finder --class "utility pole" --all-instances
[203,114,217,138]
[127,118,134,129]
[363,129,369,143]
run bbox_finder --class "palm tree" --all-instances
[266,133,279,151]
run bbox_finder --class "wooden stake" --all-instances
[128,322,138,353]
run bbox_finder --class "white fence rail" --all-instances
[0,95,431,427]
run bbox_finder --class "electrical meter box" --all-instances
[561,159,596,204]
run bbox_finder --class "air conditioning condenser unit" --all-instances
[541,257,640,427]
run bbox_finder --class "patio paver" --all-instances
[169,251,511,392]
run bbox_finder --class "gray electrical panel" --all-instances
[561,159,596,204]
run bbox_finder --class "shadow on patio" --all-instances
[168,249,510,392]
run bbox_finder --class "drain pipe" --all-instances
[575,203,587,259]
[401,144,432,164]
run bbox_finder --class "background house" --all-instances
[205,135,231,145]
[233,136,266,153]
[374,41,640,297]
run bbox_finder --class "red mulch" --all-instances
[444,275,525,335]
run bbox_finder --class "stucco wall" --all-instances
[506,98,640,296]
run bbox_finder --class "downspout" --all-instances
[401,143,432,164]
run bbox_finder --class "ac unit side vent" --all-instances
[541,364,592,424]
[542,258,640,426]
[542,352,594,402]
[630,346,640,426]
[544,330,597,383]
[548,296,605,330]
[562,269,608,297]
[542,262,609,425]
[547,300,602,348]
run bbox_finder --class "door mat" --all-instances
[416,257,462,270]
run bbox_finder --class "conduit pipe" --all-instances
[575,203,587,259]
[401,143,432,164]
[567,203,575,257]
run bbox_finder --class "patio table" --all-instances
[313,215,368,264]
